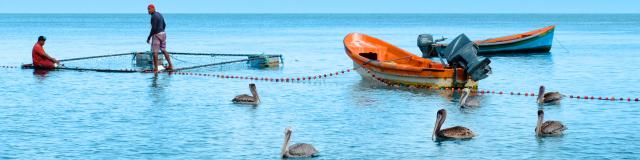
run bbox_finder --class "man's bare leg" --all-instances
[162,49,173,70]
[153,51,159,72]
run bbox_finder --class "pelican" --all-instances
[281,127,318,158]
[232,83,260,105]
[459,88,480,108]
[537,85,563,104]
[535,109,567,136]
[432,109,475,141]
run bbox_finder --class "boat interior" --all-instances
[347,33,446,69]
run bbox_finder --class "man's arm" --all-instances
[38,49,58,63]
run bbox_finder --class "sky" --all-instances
[0,0,639,14]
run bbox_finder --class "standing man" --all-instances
[32,36,59,69]
[147,4,173,71]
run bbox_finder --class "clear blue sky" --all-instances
[1,0,639,13]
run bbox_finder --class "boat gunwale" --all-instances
[476,25,555,46]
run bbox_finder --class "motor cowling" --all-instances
[417,34,435,58]
[441,34,492,81]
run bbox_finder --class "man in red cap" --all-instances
[147,4,173,71]
[32,36,59,69]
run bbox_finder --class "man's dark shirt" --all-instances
[147,12,166,42]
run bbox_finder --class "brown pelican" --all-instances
[459,88,480,108]
[281,127,318,158]
[232,83,260,105]
[432,109,475,141]
[535,109,567,136]
[537,85,563,104]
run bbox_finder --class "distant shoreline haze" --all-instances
[0,0,639,14]
[0,13,639,15]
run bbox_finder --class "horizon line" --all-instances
[1,12,639,14]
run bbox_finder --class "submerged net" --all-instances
[53,52,282,73]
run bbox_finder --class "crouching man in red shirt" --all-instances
[32,36,59,69]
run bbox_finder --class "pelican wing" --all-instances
[543,92,563,103]
[541,121,567,135]
[462,99,481,108]
[440,126,475,139]
[232,94,256,103]
[287,143,318,157]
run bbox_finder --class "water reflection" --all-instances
[482,52,551,57]
[149,73,173,105]
[32,69,51,79]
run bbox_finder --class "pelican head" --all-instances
[281,127,293,157]
[432,109,447,141]
[537,85,545,103]
[249,83,259,101]
[460,88,471,106]
[536,109,544,135]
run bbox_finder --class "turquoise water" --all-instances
[1,14,639,159]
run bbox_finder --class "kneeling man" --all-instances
[32,36,59,69]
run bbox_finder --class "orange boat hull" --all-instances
[344,33,477,88]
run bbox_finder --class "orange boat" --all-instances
[344,33,479,88]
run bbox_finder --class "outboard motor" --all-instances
[441,34,492,81]
[417,34,435,58]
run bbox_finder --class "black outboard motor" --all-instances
[417,34,435,58]
[441,34,492,81]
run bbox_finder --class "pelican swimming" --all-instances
[537,85,563,104]
[459,88,480,108]
[281,127,318,158]
[535,109,567,136]
[432,109,475,141]
[232,83,260,105]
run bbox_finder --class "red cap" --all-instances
[148,4,155,9]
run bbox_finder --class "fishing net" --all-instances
[52,52,282,73]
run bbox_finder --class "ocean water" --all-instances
[1,14,640,159]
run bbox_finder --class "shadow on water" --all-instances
[481,52,551,58]
[353,79,454,97]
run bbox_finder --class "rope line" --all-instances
[2,64,637,102]
[554,38,570,53]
